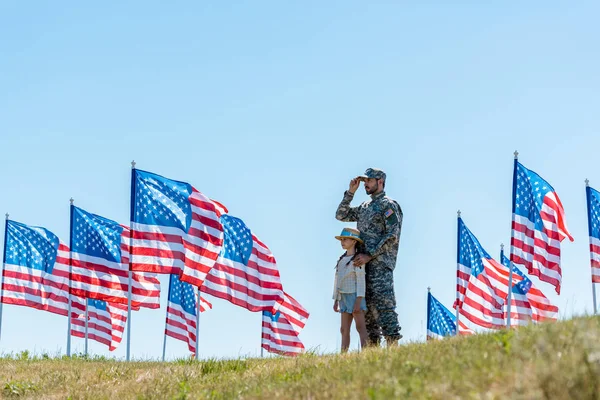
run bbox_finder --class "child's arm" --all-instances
[354,266,366,313]
[333,269,339,300]
[333,269,340,312]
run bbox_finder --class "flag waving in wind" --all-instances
[71,296,128,351]
[427,291,473,340]
[2,220,70,316]
[500,251,558,325]
[130,168,284,313]
[510,159,573,294]
[586,184,600,284]
[456,217,520,329]
[261,292,308,356]
[70,206,160,309]
[164,273,212,355]
[200,215,284,313]
[129,169,226,287]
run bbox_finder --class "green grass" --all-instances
[2,316,600,399]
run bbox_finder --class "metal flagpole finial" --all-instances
[501,243,504,251]
[5,213,8,220]
[586,179,590,187]
[69,198,74,205]
[457,210,461,218]
[427,286,431,293]
[131,160,136,169]
[514,150,519,160]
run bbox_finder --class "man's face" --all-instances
[364,178,380,195]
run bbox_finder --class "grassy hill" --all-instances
[1,316,600,399]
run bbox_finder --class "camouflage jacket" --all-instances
[335,191,403,270]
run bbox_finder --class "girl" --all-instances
[333,227,369,352]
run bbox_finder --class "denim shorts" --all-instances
[338,293,367,313]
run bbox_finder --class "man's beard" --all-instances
[365,186,376,195]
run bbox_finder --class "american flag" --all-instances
[71,296,127,351]
[501,252,558,325]
[2,220,70,316]
[586,185,600,283]
[510,160,573,294]
[427,292,474,340]
[201,215,284,312]
[130,169,225,287]
[165,274,212,354]
[456,218,520,329]
[261,293,308,356]
[70,206,160,309]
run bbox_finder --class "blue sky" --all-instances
[0,1,599,359]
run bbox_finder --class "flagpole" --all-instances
[195,287,200,360]
[506,151,519,329]
[455,210,461,335]
[67,198,74,357]
[260,312,264,358]
[586,179,598,315]
[0,213,9,343]
[501,243,514,328]
[162,274,173,362]
[426,286,431,340]
[126,160,136,362]
[84,300,89,356]
[161,327,167,362]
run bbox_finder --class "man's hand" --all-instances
[353,253,372,267]
[353,298,363,313]
[333,300,339,312]
[349,178,360,194]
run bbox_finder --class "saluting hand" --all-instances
[349,178,360,194]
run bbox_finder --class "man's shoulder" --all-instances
[359,198,372,208]
[379,195,399,206]
[381,196,402,213]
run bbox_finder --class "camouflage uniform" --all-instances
[335,168,403,345]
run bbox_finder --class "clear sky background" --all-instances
[0,1,599,360]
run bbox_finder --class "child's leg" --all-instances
[340,313,353,353]
[353,310,369,350]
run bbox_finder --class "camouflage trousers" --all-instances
[365,260,401,345]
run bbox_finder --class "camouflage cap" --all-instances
[359,168,386,181]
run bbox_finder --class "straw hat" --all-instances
[334,227,363,244]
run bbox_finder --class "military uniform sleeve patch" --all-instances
[385,209,394,218]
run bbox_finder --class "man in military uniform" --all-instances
[335,168,403,346]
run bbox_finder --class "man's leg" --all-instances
[372,268,401,345]
[365,271,382,346]
[365,293,382,346]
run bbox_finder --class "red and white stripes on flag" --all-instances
[130,169,226,288]
[526,287,559,322]
[70,217,160,309]
[130,169,284,312]
[504,291,532,327]
[460,257,517,329]
[71,296,128,351]
[590,236,600,284]
[510,160,573,294]
[500,253,559,326]
[456,218,522,330]
[458,321,475,335]
[165,294,212,354]
[2,221,71,316]
[586,185,600,283]
[201,231,285,313]
[506,286,558,326]
[262,292,309,356]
